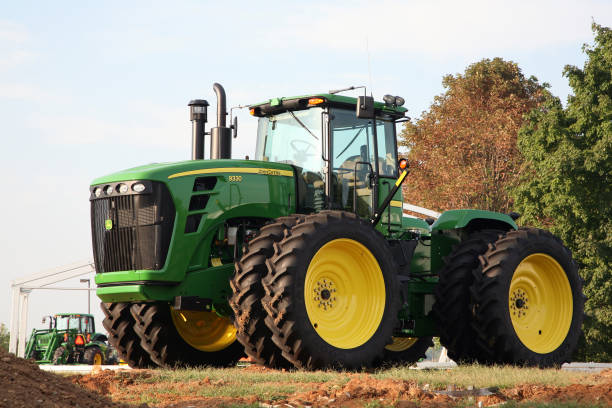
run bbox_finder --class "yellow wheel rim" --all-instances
[93,353,102,365]
[304,238,386,349]
[509,253,572,354]
[385,337,418,352]
[170,308,236,352]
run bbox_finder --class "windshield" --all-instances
[56,316,80,331]
[55,315,91,332]
[255,108,323,175]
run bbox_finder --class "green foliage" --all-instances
[0,323,9,352]
[512,23,612,361]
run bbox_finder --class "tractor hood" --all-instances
[90,159,295,186]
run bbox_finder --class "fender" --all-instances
[431,209,517,232]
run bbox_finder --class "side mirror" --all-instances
[42,317,46,324]
[356,96,374,119]
[231,116,238,139]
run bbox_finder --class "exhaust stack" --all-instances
[189,99,209,160]
[210,83,232,159]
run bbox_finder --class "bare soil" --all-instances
[0,348,139,408]
[2,348,610,407]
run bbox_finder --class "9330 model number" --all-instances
[228,175,243,182]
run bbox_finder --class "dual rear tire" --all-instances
[434,227,584,367]
[102,301,243,368]
[470,228,584,367]
[130,302,244,368]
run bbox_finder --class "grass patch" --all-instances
[135,364,593,391]
[373,364,593,389]
[114,364,601,405]
[499,402,608,408]
[138,366,344,385]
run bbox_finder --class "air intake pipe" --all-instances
[210,83,232,159]
[189,99,209,160]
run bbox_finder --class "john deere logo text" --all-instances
[257,169,281,176]
[105,219,113,230]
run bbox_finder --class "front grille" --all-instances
[90,181,175,273]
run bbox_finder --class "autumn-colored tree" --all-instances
[399,58,547,213]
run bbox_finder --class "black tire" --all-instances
[101,302,154,368]
[82,346,104,365]
[229,215,304,368]
[381,336,434,365]
[432,229,503,363]
[131,302,244,368]
[52,346,70,365]
[262,210,401,370]
[470,228,585,367]
[105,348,119,365]
[91,333,108,343]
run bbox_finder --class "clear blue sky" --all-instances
[1,1,610,333]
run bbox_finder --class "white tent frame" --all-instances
[9,260,96,357]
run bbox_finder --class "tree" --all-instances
[0,323,9,352]
[399,58,547,213]
[512,23,611,361]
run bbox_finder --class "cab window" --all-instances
[375,119,397,176]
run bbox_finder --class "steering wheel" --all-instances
[290,139,316,155]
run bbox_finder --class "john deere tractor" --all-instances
[24,313,116,365]
[91,83,584,369]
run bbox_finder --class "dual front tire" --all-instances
[261,211,402,369]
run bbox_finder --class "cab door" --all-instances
[374,118,402,231]
[330,108,376,217]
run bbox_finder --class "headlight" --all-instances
[132,183,146,193]
[105,185,114,195]
[118,183,128,193]
[94,187,102,197]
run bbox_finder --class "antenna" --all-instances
[329,85,366,95]
[366,36,373,95]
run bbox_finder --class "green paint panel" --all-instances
[432,209,517,231]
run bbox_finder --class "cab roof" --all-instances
[249,93,407,119]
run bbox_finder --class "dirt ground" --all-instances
[2,348,611,407]
[70,368,612,407]
[0,348,134,408]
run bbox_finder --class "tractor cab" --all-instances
[251,93,406,224]
[53,313,95,334]
[25,313,114,365]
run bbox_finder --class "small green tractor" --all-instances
[24,313,117,365]
[91,84,584,369]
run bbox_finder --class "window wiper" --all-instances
[288,110,318,140]
[336,126,365,159]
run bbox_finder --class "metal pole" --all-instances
[9,285,20,354]
[87,280,90,314]
[17,289,30,358]
[80,278,91,314]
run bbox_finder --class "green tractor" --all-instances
[91,84,584,369]
[24,313,117,365]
